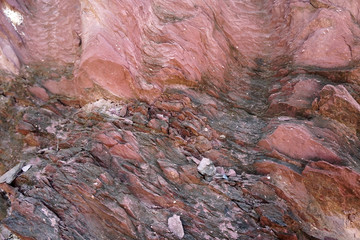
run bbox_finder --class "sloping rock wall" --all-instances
[0,0,360,239]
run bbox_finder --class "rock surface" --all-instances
[0,0,359,240]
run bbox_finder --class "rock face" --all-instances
[0,0,360,240]
[2,0,358,102]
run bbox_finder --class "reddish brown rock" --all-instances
[28,86,49,101]
[16,121,35,135]
[194,136,212,153]
[255,160,360,240]
[259,123,342,163]
[313,84,360,132]
[95,133,118,147]
[157,160,180,183]
[347,67,360,85]
[267,76,321,116]
[110,143,144,163]
[278,0,360,69]
[148,119,168,134]
[42,77,78,97]
[292,9,354,68]
[23,133,41,147]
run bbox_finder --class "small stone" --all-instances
[197,158,216,177]
[156,114,169,122]
[216,167,225,175]
[96,133,118,147]
[21,164,32,172]
[168,214,184,239]
[123,118,133,125]
[24,133,41,147]
[219,135,226,139]
[0,162,24,184]
[195,136,212,153]
[119,106,127,117]
[227,169,236,177]
[148,119,168,133]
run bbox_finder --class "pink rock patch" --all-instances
[77,59,137,100]
[259,124,341,163]
[28,86,49,101]
[95,133,118,147]
[293,8,357,68]
[43,77,78,97]
[110,143,144,163]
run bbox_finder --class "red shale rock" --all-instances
[0,0,358,101]
[267,76,321,117]
[259,123,342,164]
[314,84,360,132]
[255,160,360,240]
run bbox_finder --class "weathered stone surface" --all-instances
[259,123,342,164]
[267,76,321,117]
[313,84,360,132]
[0,38,20,75]
[167,214,184,239]
[197,158,216,177]
[28,86,49,102]
[0,0,360,239]
[0,162,24,184]
[1,0,81,67]
[255,160,360,240]
[0,0,357,101]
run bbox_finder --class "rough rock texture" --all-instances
[168,215,185,239]
[0,0,360,240]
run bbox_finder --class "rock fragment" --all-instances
[197,158,216,177]
[0,162,24,184]
[21,165,32,172]
[168,214,184,239]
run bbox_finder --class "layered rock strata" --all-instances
[0,0,360,239]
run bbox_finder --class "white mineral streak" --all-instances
[3,5,23,32]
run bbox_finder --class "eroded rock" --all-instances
[0,162,24,184]
[255,160,360,240]
[167,214,184,239]
[314,84,360,132]
[259,123,342,164]
[0,0,359,240]
[197,158,216,178]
